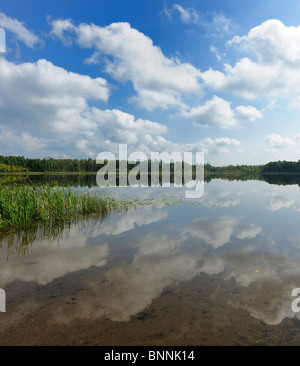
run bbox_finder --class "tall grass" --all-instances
[0,184,121,229]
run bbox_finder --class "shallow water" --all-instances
[1,177,300,345]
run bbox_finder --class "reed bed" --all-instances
[0,184,124,229]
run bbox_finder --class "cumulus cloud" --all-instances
[0,57,177,157]
[182,95,262,128]
[201,58,282,99]
[129,89,188,111]
[228,19,300,65]
[201,137,240,154]
[0,57,109,133]
[0,128,46,153]
[182,96,237,128]
[0,14,253,159]
[235,105,263,121]
[0,55,243,158]
[0,12,41,48]
[141,135,241,157]
[49,19,203,110]
[265,133,295,152]
[201,19,300,100]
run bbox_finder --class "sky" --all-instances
[1,0,300,165]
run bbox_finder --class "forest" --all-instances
[0,154,300,175]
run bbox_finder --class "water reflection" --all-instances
[2,177,300,344]
[99,208,168,236]
[0,221,109,286]
[182,216,262,248]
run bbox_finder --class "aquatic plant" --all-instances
[0,184,121,229]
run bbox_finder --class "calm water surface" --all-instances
[1,176,300,345]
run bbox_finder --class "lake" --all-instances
[1,175,300,345]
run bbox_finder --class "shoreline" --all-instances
[2,171,300,176]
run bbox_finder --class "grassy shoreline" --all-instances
[0,184,133,230]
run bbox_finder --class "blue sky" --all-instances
[1,0,300,165]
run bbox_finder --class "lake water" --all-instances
[1,175,300,345]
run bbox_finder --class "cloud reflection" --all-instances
[0,227,109,286]
[182,216,262,248]
[3,179,300,329]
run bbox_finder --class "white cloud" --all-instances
[164,6,235,38]
[204,137,240,146]
[48,17,75,46]
[0,12,40,48]
[50,19,203,110]
[0,28,5,52]
[81,108,169,155]
[163,0,172,19]
[210,45,222,61]
[129,89,188,111]
[173,4,199,24]
[0,128,46,153]
[201,19,300,100]
[182,96,237,128]
[162,3,200,24]
[288,96,300,110]
[0,57,110,134]
[201,58,282,100]
[142,135,241,157]
[0,15,251,159]
[0,57,176,157]
[235,105,263,121]
[266,133,295,151]
[212,13,233,34]
[182,95,262,128]
[202,137,240,156]
[228,19,300,65]
[0,56,241,159]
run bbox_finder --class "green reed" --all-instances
[0,184,121,229]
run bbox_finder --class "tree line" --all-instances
[0,156,98,173]
[1,154,300,174]
[0,155,198,175]
[260,160,300,173]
